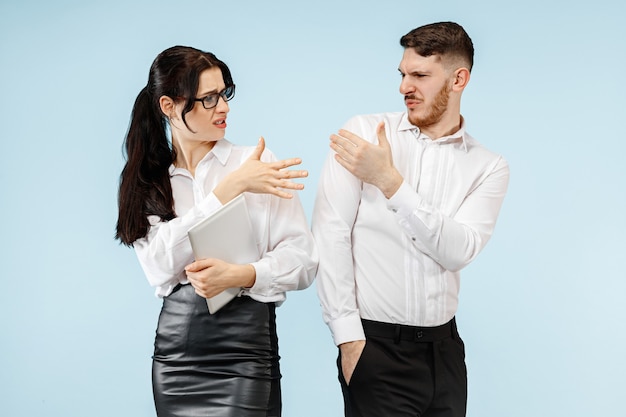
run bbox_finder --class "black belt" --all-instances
[362,317,457,343]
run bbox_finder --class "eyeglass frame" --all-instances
[193,84,236,109]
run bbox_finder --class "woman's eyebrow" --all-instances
[198,88,219,96]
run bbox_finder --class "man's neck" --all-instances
[419,116,462,140]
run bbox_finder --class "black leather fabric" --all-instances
[152,284,281,417]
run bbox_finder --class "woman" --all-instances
[116,46,318,416]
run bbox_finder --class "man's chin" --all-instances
[407,113,424,128]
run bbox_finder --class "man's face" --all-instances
[398,48,454,131]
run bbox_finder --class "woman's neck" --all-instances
[173,139,216,177]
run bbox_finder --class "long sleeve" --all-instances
[133,193,223,297]
[312,143,366,345]
[387,155,510,272]
[132,139,317,301]
[246,189,318,304]
[313,112,510,344]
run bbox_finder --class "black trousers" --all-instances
[152,284,281,417]
[339,318,467,417]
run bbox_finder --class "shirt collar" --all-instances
[210,139,233,165]
[399,112,469,152]
[168,139,233,175]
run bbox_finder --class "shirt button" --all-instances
[391,208,398,213]
[412,237,416,241]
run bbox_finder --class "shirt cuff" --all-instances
[196,192,223,216]
[386,181,421,217]
[247,258,272,296]
[329,314,366,346]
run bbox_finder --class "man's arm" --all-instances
[330,121,509,271]
[312,146,365,345]
[313,124,369,385]
[388,157,509,271]
[313,116,377,347]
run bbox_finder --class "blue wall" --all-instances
[1,0,624,415]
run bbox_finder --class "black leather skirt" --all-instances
[152,284,281,417]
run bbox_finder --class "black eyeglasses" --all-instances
[194,84,236,109]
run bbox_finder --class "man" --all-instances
[312,22,509,417]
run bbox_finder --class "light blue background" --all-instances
[1,0,625,416]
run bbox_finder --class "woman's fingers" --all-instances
[279,168,308,179]
[237,155,309,198]
[274,157,303,169]
[248,136,266,161]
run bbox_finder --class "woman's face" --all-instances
[170,67,230,144]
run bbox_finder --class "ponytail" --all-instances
[115,86,175,246]
[116,45,234,245]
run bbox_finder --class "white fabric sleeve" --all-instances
[132,193,222,295]
[312,116,369,346]
[387,156,510,272]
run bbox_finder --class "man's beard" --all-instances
[407,82,451,130]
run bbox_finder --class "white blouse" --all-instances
[133,139,318,304]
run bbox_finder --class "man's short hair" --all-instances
[400,22,474,72]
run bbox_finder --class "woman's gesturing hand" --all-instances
[213,137,308,204]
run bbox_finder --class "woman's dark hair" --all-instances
[115,46,233,245]
[400,21,474,72]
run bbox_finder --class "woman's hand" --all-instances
[185,258,256,299]
[213,137,308,204]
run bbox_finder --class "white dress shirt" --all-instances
[133,139,318,304]
[312,112,509,346]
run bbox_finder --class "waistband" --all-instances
[362,317,457,343]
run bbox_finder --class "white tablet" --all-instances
[187,194,259,313]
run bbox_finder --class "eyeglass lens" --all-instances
[202,85,235,109]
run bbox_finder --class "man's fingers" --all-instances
[334,153,355,175]
[330,136,357,160]
[337,129,365,145]
[376,121,389,148]
[332,133,359,152]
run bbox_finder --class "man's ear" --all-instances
[159,95,175,118]
[452,67,470,92]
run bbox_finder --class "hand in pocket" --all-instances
[339,340,366,385]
